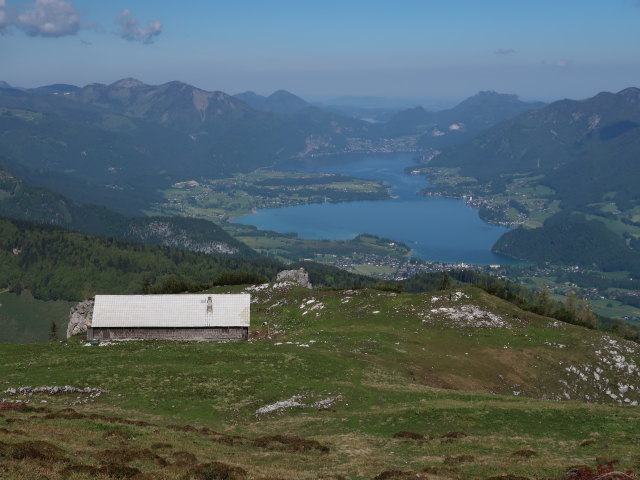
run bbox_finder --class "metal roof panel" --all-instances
[92,294,250,328]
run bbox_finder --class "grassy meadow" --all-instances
[1,285,639,479]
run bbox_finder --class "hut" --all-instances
[87,294,250,341]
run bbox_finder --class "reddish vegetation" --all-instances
[0,402,27,411]
[561,465,638,480]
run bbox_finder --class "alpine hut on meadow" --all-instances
[87,294,250,341]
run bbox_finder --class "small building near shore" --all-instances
[87,294,250,341]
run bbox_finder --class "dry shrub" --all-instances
[105,428,133,441]
[99,463,142,479]
[95,447,166,466]
[444,454,475,465]
[511,448,537,458]
[441,431,467,439]
[150,442,173,450]
[372,470,421,480]
[422,466,460,475]
[182,461,247,480]
[486,475,530,480]
[580,439,597,447]
[393,431,426,440]
[85,413,153,427]
[0,440,66,461]
[63,464,141,479]
[173,451,199,467]
[252,435,330,453]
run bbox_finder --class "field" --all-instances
[148,170,390,222]
[1,285,639,479]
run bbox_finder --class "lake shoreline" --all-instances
[235,153,519,266]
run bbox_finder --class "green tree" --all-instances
[439,272,451,291]
[579,301,598,329]
[536,283,552,316]
[48,320,58,342]
[564,290,578,312]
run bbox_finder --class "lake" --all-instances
[234,153,516,265]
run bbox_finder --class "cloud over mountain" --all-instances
[115,9,162,44]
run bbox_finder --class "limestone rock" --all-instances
[276,268,312,289]
[67,299,94,338]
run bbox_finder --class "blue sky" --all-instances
[2,0,640,103]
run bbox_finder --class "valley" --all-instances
[4,3,640,479]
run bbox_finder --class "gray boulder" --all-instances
[276,268,312,289]
[67,299,94,338]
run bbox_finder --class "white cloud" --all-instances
[494,48,516,55]
[0,0,10,34]
[15,0,82,37]
[115,9,162,44]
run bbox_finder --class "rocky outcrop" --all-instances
[67,299,94,338]
[276,268,312,289]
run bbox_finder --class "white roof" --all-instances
[92,294,250,328]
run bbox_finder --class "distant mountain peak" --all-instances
[0,81,12,89]
[619,87,640,99]
[269,89,301,99]
[110,78,148,89]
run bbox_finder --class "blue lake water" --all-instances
[234,153,517,265]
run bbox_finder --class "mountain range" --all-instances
[430,87,640,270]
[0,79,372,214]
[382,90,546,147]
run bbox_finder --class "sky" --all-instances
[2,0,640,104]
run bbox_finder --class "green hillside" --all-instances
[426,87,640,271]
[1,285,639,479]
[0,216,282,301]
[0,163,256,257]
